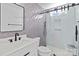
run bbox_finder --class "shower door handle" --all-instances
[75,25,78,41]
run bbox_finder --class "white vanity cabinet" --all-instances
[8,41,38,56]
[6,38,40,56]
[0,36,40,56]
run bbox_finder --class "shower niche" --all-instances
[0,3,24,32]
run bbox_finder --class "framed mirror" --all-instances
[0,3,25,32]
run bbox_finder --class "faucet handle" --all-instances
[19,37,21,40]
[8,39,13,43]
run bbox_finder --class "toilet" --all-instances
[38,46,52,56]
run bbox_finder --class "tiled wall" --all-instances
[24,3,46,46]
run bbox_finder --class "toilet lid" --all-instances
[38,46,51,53]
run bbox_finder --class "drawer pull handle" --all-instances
[24,52,30,56]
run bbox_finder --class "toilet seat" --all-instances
[38,46,52,56]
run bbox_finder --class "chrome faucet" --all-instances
[15,33,19,41]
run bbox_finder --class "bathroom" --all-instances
[0,3,79,56]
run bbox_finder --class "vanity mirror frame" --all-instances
[0,3,25,32]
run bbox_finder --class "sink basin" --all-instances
[0,36,40,56]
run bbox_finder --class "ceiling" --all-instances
[38,3,67,10]
[17,3,67,10]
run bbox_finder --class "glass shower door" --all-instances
[46,6,76,55]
